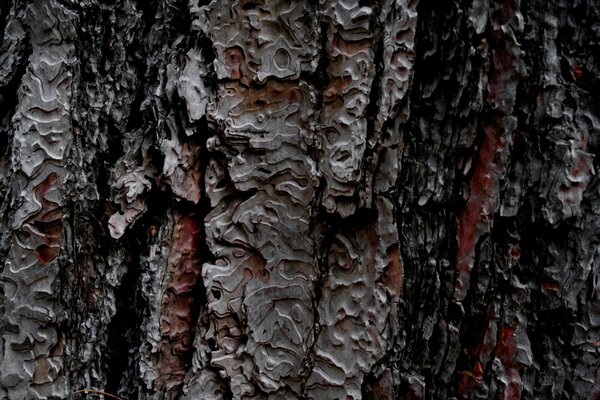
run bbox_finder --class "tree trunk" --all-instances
[0,0,599,399]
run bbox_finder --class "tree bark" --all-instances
[0,0,599,399]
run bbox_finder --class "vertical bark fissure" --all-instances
[299,7,329,396]
[0,31,30,258]
[104,235,144,397]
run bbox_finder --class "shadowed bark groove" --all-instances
[0,0,599,399]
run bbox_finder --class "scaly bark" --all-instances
[0,0,598,399]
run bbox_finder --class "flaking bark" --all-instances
[0,0,598,399]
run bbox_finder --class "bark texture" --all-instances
[0,0,599,399]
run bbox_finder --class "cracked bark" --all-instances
[0,0,599,399]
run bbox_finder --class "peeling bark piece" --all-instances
[205,189,318,397]
[108,132,155,239]
[0,1,76,398]
[244,282,314,394]
[181,369,226,400]
[178,47,211,123]
[209,81,319,204]
[160,130,202,204]
[376,0,419,134]
[209,0,318,83]
[108,169,150,239]
[320,0,377,217]
[204,35,319,395]
[541,134,595,225]
[203,194,266,397]
[306,198,399,400]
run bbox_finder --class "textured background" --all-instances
[0,0,599,399]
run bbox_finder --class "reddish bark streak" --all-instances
[571,63,585,82]
[542,280,560,291]
[510,244,520,262]
[36,244,56,264]
[458,309,495,396]
[455,0,520,302]
[495,325,521,400]
[27,172,64,265]
[383,244,403,299]
[224,46,244,80]
[455,123,504,300]
[458,313,523,399]
[155,212,202,391]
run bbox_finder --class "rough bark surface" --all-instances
[0,0,598,399]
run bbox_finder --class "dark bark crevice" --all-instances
[103,238,143,397]
[0,28,30,257]
[104,187,173,397]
